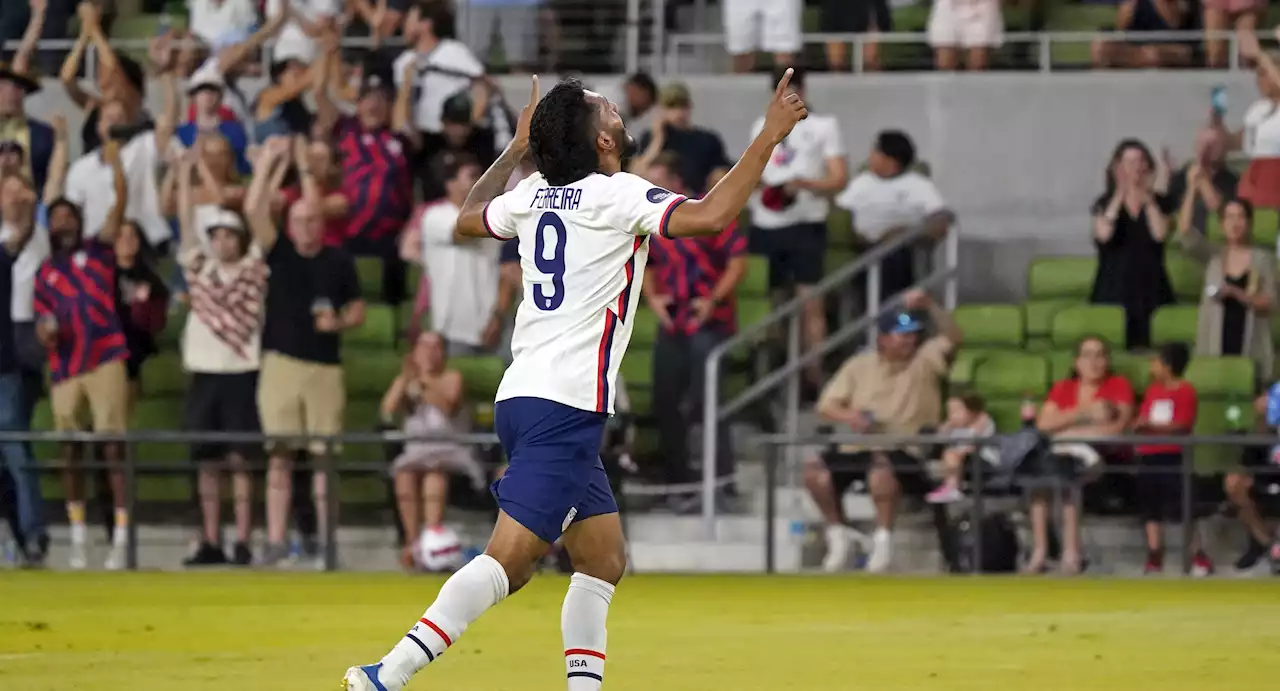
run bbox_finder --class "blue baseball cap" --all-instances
[878,310,924,334]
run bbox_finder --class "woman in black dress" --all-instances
[1090,139,1174,348]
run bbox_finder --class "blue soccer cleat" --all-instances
[342,664,390,691]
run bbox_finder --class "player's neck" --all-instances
[598,157,622,177]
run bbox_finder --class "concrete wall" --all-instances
[24,70,1259,301]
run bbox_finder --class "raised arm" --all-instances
[393,58,421,149]
[664,70,807,238]
[98,140,128,246]
[13,0,47,75]
[58,26,94,110]
[41,116,69,202]
[455,77,542,239]
[245,139,292,251]
[79,2,121,86]
[312,31,341,136]
[176,154,199,253]
[150,37,180,151]
[215,5,291,74]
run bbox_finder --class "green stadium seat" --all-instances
[159,306,187,349]
[132,398,190,504]
[1185,356,1256,398]
[1192,400,1255,474]
[619,348,653,389]
[141,352,187,398]
[344,353,401,399]
[347,304,397,349]
[737,297,772,333]
[1110,351,1152,394]
[949,349,987,387]
[627,386,652,418]
[984,399,1025,433]
[1047,350,1073,383]
[451,355,506,404]
[1027,256,1097,300]
[1207,207,1280,249]
[827,209,856,250]
[825,248,856,276]
[1151,305,1199,346]
[356,257,385,303]
[971,352,1050,399]
[739,255,770,299]
[1051,304,1125,350]
[342,403,387,464]
[631,307,660,347]
[1165,249,1206,302]
[952,304,1024,347]
[1023,299,1077,342]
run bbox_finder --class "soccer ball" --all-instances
[416,526,465,572]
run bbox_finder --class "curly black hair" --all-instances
[530,79,600,187]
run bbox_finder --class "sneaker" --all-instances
[183,542,228,567]
[68,541,87,570]
[1190,552,1215,578]
[259,543,290,567]
[343,663,392,691]
[104,542,127,571]
[821,525,850,572]
[230,542,253,566]
[926,485,965,505]
[866,529,893,574]
[1143,552,1163,575]
[1234,538,1268,571]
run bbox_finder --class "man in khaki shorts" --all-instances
[245,138,366,565]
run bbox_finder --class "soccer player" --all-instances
[343,70,808,691]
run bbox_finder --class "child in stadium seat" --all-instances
[926,392,996,505]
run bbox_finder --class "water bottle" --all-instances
[1020,393,1038,427]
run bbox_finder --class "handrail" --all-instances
[699,221,958,535]
[750,431,1274,447]
[664,29,1252,73]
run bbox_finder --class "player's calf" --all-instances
[559,513,627,691]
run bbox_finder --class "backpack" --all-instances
[949,509,1020,573]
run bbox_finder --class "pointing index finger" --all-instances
[773,68,793,99]
[529,74,540,108]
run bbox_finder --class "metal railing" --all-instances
[663,29,1262,74]
[752,430,1280,575]
[700,223,960,537]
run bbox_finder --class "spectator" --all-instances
[1164,128,1236,235]
[0,170,46,565]
[177,72,251,176]
[622,72,657,134]
[925,392,997,505]
[332,62,416,304]
[0,1,53,195]
[927,0,1003,71]
[635,83,731,196]
[1231,31,1280,208]
[60,5,153,155]
[188,0,259,52]
[641,152,748,508]
[1090,139,1173,349]
[175,151,267,567]
[805,290,962,573]
[181,12,291,126]
[278,138,349,247]
[1133,342,1213,575]
[1203,0,1264,68]
[836,130,954,298]
[400,156,502,356]
[460,0,542,71]
[161,134,249,250]
[65,38,180,253]
[345,0,410,66]
[34,145,131,570]
[1176,193,1275,380]
[418,90,496,202]
[817,0,888,71]
[266,0,340,65]
[382,331,485,568]
[253,44,330,142]
[721,0,800,73]
[1225,390,1279,570]
[1091,0,1193,69]
[748,68,847,389]
[1033,336,1136,574]
[112,220,169,413]
[394,2,484,159]
[246,137,365,566]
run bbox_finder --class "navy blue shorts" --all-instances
[490,397,617,543]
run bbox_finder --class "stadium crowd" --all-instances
[0,0,1276,578]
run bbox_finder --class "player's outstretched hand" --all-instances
[511,74,540,156]
[761,68,808,145]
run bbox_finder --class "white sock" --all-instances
[873,527,891,544]
[562,573,614,691]
[825,524,846,545]
[378,554,510,689]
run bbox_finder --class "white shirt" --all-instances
[180,246,266,373]
[1242,99,1280,158]
[64,132,179,247]
[419,200,501,347]
[836,170,946,242]
[188,0,258,48]
[267,0,340,64]
[393,42,485,134]
[484,171,687,414]
[748,113,845,228]
[0,218,51,321]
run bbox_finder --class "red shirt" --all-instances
[647,219,747,335]
[1046,375,1135,412]
[1136,380,1198,456]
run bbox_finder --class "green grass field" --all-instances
[1,572,1278,691]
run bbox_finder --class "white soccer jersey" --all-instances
[483,171,687,414]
